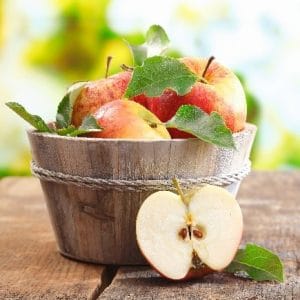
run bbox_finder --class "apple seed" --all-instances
[178,228,188,239]
[192,229,203,239]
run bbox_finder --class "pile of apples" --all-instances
[71,57,246,139]
[67,30,247,280]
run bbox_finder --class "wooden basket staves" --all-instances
[27,123,256,265]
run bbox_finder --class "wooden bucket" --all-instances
[27,123,256,265]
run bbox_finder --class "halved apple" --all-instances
[136,185,243,280]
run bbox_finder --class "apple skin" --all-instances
[72,71,132,127]
[87,99,171,139]
[133,90,187,138]
[180,57,247,134]
[183,266,214,281]
[72,58,246,138]
[133,57,247,138]
[146,259,213,282]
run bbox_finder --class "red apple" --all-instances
[136,185,243,280]
[133,57,247,138]
[133,91,187,138]
[72,71,132,127]
[87,99,171,139]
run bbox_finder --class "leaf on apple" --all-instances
[57,115,102,137]
[125,56,198,98]
[56,125,77,136]
[5,102,53,133]
[126,24,170,66]
[56,81,87,128]
[165,105,235,149]
[70,115,102,137]
[226,243,284,282]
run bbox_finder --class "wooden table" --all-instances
[0,172,299,299]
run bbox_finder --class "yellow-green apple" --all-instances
[136,185,243,280]
[87,99,171,139]
[72,71,132,127]
[133,57,247,138]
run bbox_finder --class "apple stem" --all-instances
[105,56,113,78]
[200,56,215,83]
[120,64,134,72]
[172,178,188,205]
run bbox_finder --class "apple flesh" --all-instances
[133,57,247,137]
[87,99,171,139]
[72,71,132,127]
[136,185,243,280]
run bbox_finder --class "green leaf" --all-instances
[5,102,52,132]
[146,25,170,56]
[56,95,71,128]
[68,115,102,137]
[126,24,170,66]
[125,56,198,98]
[127,44,147,67]
[226,244,284,282]
[56,81,87,128]
[56,125,77,136]
[56,116,101,137]
[79,115,102,131]
[165,105,235,148]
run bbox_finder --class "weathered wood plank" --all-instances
[0,177,105,300]
[99,171,300,300]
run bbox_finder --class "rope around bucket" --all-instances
[31,160,251,192]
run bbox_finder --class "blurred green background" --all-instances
[0,0,299,177]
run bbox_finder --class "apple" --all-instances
[87,99,171,139]
[133,90,185,138]
[133,57,247,137]
[180,57,247,133]
[72,71,132,127]
[136,185,243,280]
